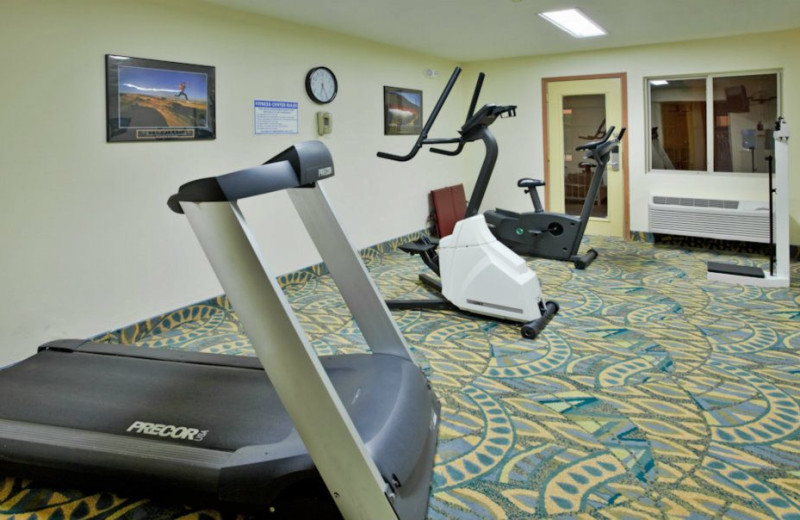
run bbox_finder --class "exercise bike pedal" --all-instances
[520,301,559,340]
[399,237,439,255]
[418,272,444,292]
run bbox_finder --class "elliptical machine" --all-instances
[485,124,626,269]
[377,67,558,340]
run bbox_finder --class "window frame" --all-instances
[645,69,782,175]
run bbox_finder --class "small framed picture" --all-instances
[383,86,423,135]
[105,55,216,142]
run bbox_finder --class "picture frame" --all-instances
[383,86,423,135]
[105,55,216,142]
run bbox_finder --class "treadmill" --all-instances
[0,141,440,519]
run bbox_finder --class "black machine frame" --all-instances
[377,67,558,340]
[484,124,626,269]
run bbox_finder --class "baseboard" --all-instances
[630,231,799,259]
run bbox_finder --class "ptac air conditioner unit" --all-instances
[648,196,772,243]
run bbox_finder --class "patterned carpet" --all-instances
[2,234,800,519]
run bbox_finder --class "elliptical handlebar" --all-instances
[430,141,466,156]
[465,73,485,122]
[376,67,519,161]
[376,66,462,162]
[376,145,422,162]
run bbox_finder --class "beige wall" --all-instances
[0,0,462,364]
[461,30,799,243]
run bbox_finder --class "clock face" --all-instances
[306,67,337,104]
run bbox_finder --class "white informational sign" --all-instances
[254,100,298,135]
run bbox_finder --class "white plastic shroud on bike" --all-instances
[438,215,544,322]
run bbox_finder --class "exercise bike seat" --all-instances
[517,178,545,189]
[516,178,546,213]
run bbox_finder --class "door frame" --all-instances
[542,73,630,240]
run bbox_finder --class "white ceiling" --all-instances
[200,0,800,61]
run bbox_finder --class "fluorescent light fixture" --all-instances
[650,80,669,86]
[539,8,606,38]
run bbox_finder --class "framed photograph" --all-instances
[383,86,422,135]
[105,55,216,142]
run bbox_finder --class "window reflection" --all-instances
[713,74,777,173]
[650,78,706,171]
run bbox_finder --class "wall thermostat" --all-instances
[317,111,332,135]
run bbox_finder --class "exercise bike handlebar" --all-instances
[604,127,626,150]
[376,66,463,162]
[575,126,626,157]
[575,126,615,151]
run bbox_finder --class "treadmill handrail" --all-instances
[174,141,435,518]
[168,141,334,214]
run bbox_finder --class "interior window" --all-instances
[648,72,779,173]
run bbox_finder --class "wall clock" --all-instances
[305,66,338,104]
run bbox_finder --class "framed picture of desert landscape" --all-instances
[105,55,216,142]
[383,86,422,135]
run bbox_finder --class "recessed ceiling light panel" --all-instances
[539,8,606,38]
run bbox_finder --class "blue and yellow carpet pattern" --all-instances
[2,235,800,519]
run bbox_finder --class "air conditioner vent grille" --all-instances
[652,196,739,210]
[649,196,770,243]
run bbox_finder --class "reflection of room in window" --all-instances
[648,73,779,173]
[650,78,706,171]
[713,74,777,173]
